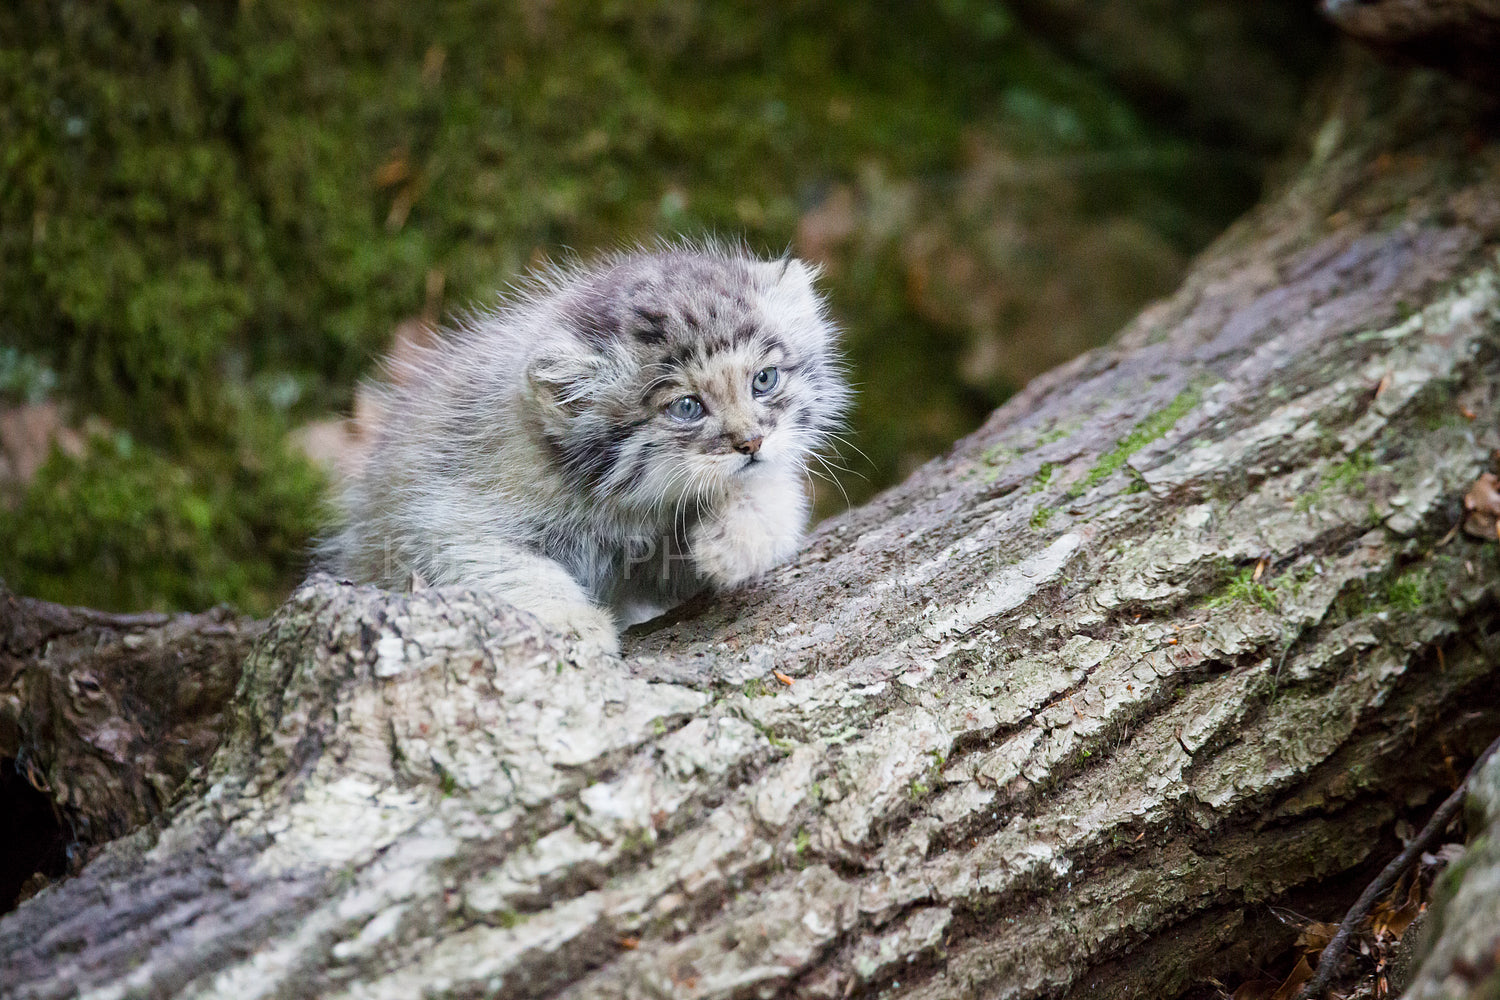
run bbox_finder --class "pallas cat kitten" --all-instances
[324,243,850,652]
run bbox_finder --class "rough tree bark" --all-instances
[0,586,261,905]
[4,44,1500,1000]
[0,589,260,838]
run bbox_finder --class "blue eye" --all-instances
[666,395,705,421]
[752,367,779,396]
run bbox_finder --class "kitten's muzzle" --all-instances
[733,435,764,456]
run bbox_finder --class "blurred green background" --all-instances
[0,0,1329,614]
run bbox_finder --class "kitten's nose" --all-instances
[734,435,763,456]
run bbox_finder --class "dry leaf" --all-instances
[1381,901,1421,939]
[1372,875,1423,939]
[0,401,85,489]
[289,418,363,477]
[290,317,440,479]
[421,44,446,86]
[1296,921,1339,954]
[1272,955,1315,1000]
[374,154,411,188]
[1462,472,1500,539]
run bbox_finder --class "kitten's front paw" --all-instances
[552,602,621,655]
[521,598,620,655]
[474,554,622,654]
[690,477,808,589]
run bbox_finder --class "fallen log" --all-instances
[3,40,1500,1000]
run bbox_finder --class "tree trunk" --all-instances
[4,47,1500,1000]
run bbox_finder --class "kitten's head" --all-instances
[523,244,850,513]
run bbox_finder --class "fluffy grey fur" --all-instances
[323,243,851,652]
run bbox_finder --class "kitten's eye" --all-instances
[752,366,779,396]
[666,395,705,421]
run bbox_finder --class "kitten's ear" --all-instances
[763,257,819,297]
[525,346,603,419]
[758,257,833,342]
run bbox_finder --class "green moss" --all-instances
[1334,587,1370,623]
[1386,574,1427,610]
[1033,426,1070,447]
[0,426,323,615]
[747,717,791,750]
[1283,562,1320,598]
[741,677,771,699]
[975,444,1020,484]
[1067,387,1202,498]
[1295,450,1379,513]
[1031,462,1055,493]
[1030,506,1055,529]
[1383,566,1445,611]
[1331,559,1451,623]
[1205,567,1279,613]
[1325,452,1378,492]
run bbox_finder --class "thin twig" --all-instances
[1297,732,1500,1000]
